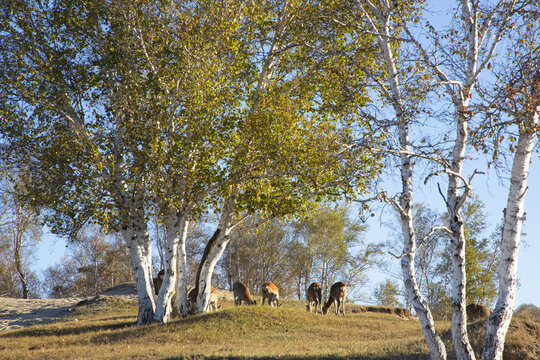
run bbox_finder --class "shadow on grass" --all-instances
[0,319,136,339]
[161,355,430,360]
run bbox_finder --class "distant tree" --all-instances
[43,226,132,298]
[222,217,293,296]
[384,199,501,320]
[0,176,42,298]
[436,199,501,309]
[374,279,402,307]
[382,203,446,310]
[286,240,315,300]
[292,204,380,299]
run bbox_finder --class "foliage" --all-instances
[373,279,403,307]
[436,198,500,309]
[42,226,132,298]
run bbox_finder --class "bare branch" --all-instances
[437,183,449,208]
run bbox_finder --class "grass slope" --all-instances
[0,296,537,359]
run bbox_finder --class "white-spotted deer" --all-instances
[261,281,280,307]
[233,281,256,306]
[322,281,347,316]
[306,282,322,313]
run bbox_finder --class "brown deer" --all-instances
[466,303,492,322]
[261,281,280,307]
[322,281,347,315]
[152,269,165,295]
[233,281,256,306]
[188,286,219,312]
[306,282,322,313]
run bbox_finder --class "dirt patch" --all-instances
[0,297,86,332]
[0,283,234,332]
[0,283,138,332]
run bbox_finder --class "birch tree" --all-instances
[399,1,522,358]
[351,1,448,358]
[0,0,244,324]
[0,1,158,322]
[470,7,540,357]
[189,0,384,314]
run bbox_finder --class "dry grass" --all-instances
[8,295,521,360]
[441,315,540,360]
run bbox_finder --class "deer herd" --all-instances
[153,270,347,315]
[233,280,347,315]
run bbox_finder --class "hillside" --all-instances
[0,288,538,359]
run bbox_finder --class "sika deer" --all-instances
[188,286,220,312]
[152,269,165,295]
[261,281,280,307]
[466,303,492,322]
[233,281,256,306]
[322,281,347,316]
[306,282,322,313]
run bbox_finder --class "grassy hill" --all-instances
[0,294,537,359]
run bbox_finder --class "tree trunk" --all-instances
[154,213,187,323]
[352,2,448,356]
[124,225,155,325]
[174,220,190,317]
[400,193,447,360]
[196,229,232,313]
[377,9,447,358]
[447,113,476,360]
[194,196,236,314]
[482,89,539,360]
[14,234,29,299]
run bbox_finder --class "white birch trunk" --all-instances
[123,225,155,325]
[174,219,190,317]
[154,213,187,323]
[355,1,447,357]
[195,197,236,314]
[447,108,476,360]
[196,228,232,313]
[482,91,539,360]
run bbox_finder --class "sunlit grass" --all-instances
[15,296,539,359]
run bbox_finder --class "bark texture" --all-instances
[194,197,236,314]
[482,79,539,360]
[354,1,447,358]
[154,214,187,323]
[123,225,155,325]
[174,219,190,317]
